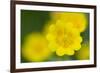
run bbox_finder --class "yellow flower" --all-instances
[22,33,52,62]
[51,12,87,32]
[75,42,90,60]
[45,21,82,56]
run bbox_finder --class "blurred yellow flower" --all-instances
[22,33,52,62]
[51,12,87,32]
[75,42,90,60]
[45,21,82,56]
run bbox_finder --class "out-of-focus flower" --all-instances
[45,21,82,56]
[75,42,90,60]
[22,33,52,62]
[51,12,87,32]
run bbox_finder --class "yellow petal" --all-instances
[56,48,65,56]
[65,48,75,55]
[74,44,81,51]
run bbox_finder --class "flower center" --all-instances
[55,28,74,48]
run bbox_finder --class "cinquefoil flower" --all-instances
[22,33,52,62]
[51,12,87,32]
[45,21,82,56]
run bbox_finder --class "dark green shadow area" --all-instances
[21,10,51,45]
[81,13,90,43]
